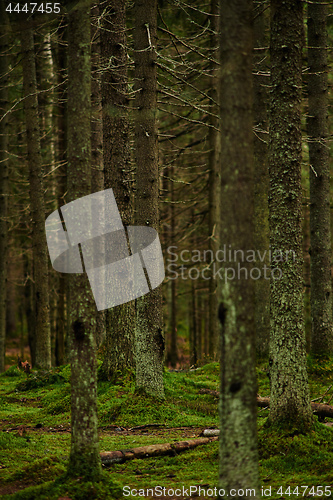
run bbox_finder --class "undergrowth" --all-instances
[0,358,333,498]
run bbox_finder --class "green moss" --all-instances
[1,361,333,498]
[3,474,122,500]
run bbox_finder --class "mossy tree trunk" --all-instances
[134,0,165,399]
[307,0,332,357]
[0,0,9,373]
[269,0,313,430]
[218,0,259,495]
[20,25,51,370]
[67,0,102,480]
[254,1,270,358]
[100,0,135,381]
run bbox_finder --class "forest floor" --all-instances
[1,341,333,499]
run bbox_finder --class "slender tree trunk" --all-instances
[91,2,106,350]
[190,277,198,368]
[253,1,270,358]
[307,0,332,357]
[0,1,9,372]
[133,0,165,398]
[36,31,56,365]
[166,166,178,367]
[218,0,259,495]
[208,0,220,361]
[269,0,313,430]
[100,0,135,381]
[303,198,311,352]
[67,0,102,479]
[20,26,51,369]
[24,250,36,366]
[53,25,67,366]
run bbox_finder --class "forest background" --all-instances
[1,0,333,498]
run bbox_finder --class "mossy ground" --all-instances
[1,358,333,498]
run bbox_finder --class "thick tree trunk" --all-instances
[67,0,102,480]
[253,1,270,358]
[133,0,165,399]
[100,0,135,381]
[20,26,51,369]
[269,0,313,430]
[218,0,259,496]
[0,1,9,373]
[307,0,332,357]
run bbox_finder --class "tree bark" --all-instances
[100,0,135,381]
[218,0,259,495]
[133,0,165,399]
[0,1,9,372]
[269,0,313,430]
[20,25,51,369]
[307,0,332,357]
[67,0,102,480]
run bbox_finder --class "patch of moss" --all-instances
[3,474,122,500]
[15,370,66,391]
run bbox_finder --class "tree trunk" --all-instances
[166,166,178,367]
[67,0,102,480]
[100,0,135,381]
[208,0,220,361]
[269,0,313,430]
[53,25,67,366]
[219,0,259,491]
[253,1,270,358]
[0,1,9,373]
[19,26,51,369]
[218,0,259,495]
[91,2,106,351]
[133,0,165,399]
[307,0,332,357]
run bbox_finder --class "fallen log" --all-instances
[199,390,333,419]
[100,436,218,466]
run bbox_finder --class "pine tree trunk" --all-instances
[208,0,220,360]
[67,0,102,479]
[166,166,178,367]
[253,1,270,358]
[91,3,106,350]
[307,0,332,357]
[20,26,51,369]
[0,1,9,373]
[53,25,67,366]
[100,0,135,381]
[134,0,165,399]
[269,0,313,430]
[218,0,260,494]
